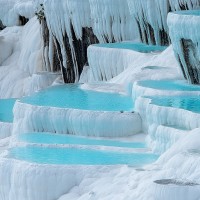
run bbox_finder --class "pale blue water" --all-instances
[139,80,200,91]
[19,133,146,149]
[149,96,200,113]
[94,42,166,53]
[0,99,16,122]
[9,146,158,165]
[174,10,200,16]
[20,84,133,111]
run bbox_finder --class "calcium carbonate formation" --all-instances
[127,0,200,45]
[1,0,200,200]
[1,0,199,83]
[168,10,200,84]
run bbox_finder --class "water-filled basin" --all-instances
[0,98,16,122]
[20,84,133,112]
[138,80,200,91]
[94,42,166,53]
[174,10,200,16]
[149,96,200,113]
[19,133,146,149]
[9,146,158,165]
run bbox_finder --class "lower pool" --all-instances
[149,96,200,113]
[19,133,146,149]
[138,80,200,91]
[20,84,133,112]
[9,146,158,165]
[0,98,16,122]
[93,42,166,53]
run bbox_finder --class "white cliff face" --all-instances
[0,17,59,98]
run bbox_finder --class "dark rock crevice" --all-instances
[180,39,200,84]
[41,17,99,83]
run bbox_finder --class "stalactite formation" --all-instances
[127,0,200,46]
[168,10,200,84]
[180,39,200,84]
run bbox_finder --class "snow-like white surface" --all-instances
[13,101,142,137]
[0,17,59,98]
[1,1,200,200]
[1,129,200,200]
[0,122,13,140]
[109,45,181,90]
[89,0,137,43]
[0,0,35,26]
[84,44,157,82]
[80,45,181,84]
[135,96,200,153]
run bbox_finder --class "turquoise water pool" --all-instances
[94,42,166,53]
[19,133,146,149]
[149,96,200,113]
[174,10,200,16]
[9,146,158,165]
[138,80,200,91]
[0,98,16,122]
[20,84,133,111]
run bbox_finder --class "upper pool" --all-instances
[149,96,200,113]
[138,80,200,91]
[19,133,146,149]
[174,10,200,16]
[8,146,158,165]
[93,42,166,53]
[20,84,133,112]
[0,98,16,122]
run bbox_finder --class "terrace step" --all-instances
[147,124,190,154]
[81,42,166,82]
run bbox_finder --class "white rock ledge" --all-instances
[13,102,142,137]
[0,157,114,200]
[0,122,13,139]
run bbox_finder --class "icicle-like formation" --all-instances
[135,96,200,153]
[168,11,200,84]
[169,0,200,10]
[89,0,136,43]
[44,0,98,83]
[86,44,157,82]
[127,0,200,45]
[127,0,170,45]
